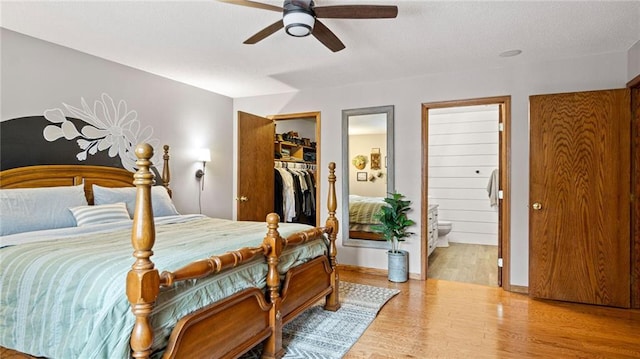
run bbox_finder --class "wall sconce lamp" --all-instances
[195,148,211,213]
[195,148,211,182]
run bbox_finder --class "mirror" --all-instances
[342,105,394,248]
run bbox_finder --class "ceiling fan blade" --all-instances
[314,5,398,19]
[244,20,284,44]
[218,0,282,12]
[312,19,345,52]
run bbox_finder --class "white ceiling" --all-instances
[1,1,639,98]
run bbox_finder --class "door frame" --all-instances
[269,111,322,226]
[421,96,512,290]
[628,74,640,309]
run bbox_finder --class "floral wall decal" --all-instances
[43,93,159,172]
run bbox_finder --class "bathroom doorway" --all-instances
[421,96,511,290]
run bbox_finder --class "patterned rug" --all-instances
[241,281,400,359]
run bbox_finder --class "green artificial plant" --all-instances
[372,192,416,253]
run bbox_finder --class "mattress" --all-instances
[0,215,327,358]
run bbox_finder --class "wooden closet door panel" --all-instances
[630,83,640,308]
[529,89,631,307]
[237,111,275,221]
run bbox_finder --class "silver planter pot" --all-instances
[387,249,408,282]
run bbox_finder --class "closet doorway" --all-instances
[421,97,511,290]
[236,111,321,224]
[270,112,321,226]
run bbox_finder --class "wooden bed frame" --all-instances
[349,229,385,241]
[0,144,173,202]
[0,143,340,359]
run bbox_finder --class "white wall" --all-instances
[1,29,234,219]
[234,51,629,287]
[275,118,316,141]
[428,106,499,246]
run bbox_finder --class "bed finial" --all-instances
[135,143,154,161]
[127,142,159,359]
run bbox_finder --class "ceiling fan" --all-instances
[219,0,398,52]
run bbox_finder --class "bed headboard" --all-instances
[0,145,172,204]
[0,165,135,204]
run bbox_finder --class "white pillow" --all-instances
[69,202,131,227]
[0,184,87,236]
[92,184,179,218]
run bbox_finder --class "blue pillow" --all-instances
[0,184,87,236]
[69,202,131,227]
[92,184,179,218]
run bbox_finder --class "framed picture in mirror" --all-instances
[371,148,381,170]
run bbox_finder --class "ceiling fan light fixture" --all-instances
[283,11,315,37]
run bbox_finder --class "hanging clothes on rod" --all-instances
[274,161,317,224]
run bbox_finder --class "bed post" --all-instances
[262,213,285,359]
[126,143,160,359]
[162,144,172,197]
[325,162,341,311]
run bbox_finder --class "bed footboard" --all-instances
[163,288,272,359]
[126,144,339,359]
[280,255,334,323]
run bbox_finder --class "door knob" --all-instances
[236,196,248,202]
[532,202,542,210]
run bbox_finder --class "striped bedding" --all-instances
[0,216,327,359]
[348,195,386,225]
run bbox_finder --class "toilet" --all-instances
[436,221,452,247]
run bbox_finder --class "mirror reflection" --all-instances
[342,105,394,248]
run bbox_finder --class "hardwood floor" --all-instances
[3,269,638,358]
[428,243,498,286]
[341,269,640,359]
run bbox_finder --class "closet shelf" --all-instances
[275,140,316,164]
[276,141,315,150]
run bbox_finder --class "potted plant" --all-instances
[372,192,416,282]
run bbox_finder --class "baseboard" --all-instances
[447,233,499,246]
[338,264,386,277]
[447,240,500,247]
[338,264,422,280]
[508,285,529,294]
[339,265,530,289]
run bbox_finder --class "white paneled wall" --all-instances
[428,105,499,245]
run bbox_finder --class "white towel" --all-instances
[486,169,499,207]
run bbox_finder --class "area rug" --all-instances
[241,281,400,359]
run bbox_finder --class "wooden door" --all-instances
[237,111,274,221]
[631,79,640,308]
[529,89,631,307]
